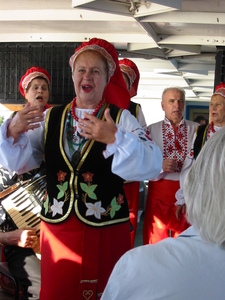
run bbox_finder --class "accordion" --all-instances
[1,169,47,256]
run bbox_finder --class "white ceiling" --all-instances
[0,0,224,105]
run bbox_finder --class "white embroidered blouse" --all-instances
[0,107,162,182]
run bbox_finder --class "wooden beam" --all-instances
[2,104,24,111]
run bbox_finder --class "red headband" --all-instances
[69,38,130,109]
[119,58,140,98]
[19,66,51,98]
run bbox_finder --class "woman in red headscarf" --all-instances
[0,66,50,300]
[175,82,225,219]
[119,58,147,248]
[119,58,147,129]
[0,38,162,299]
[194,82,225,157]
[19,66,51,112]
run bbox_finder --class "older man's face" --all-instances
[161,89,185,127]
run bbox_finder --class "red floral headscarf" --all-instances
[119,58,140,98]
[19,66,51,110]
[213,82,225,98]
[19,67,51,97]
[69,38,130,109]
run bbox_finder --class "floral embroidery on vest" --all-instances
[162,118,187,172]
[43,170,69,216]
[81,172,124,220]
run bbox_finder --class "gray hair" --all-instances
[162,87,186,101]
[184,127,225,245]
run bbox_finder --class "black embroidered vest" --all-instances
[193,124,209,159]
[128,101,140,119]
[41,102,130,227]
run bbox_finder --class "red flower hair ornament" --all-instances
[69,38,130,109]
[119,58,140,98]
[19,66,51,98]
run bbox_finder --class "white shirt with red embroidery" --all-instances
[147,117,198,181]
[0,108,162,182]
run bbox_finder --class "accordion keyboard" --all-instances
[1,173,47,255]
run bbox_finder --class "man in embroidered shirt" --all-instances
[143,87,198,244]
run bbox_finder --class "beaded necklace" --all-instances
[71,97,105,122]
[66,97,105,167]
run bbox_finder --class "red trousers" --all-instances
[143,179,189,244]
[40,213,130,300]
[123,181,140,248]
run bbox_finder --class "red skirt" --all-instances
[123,181,140,248]
[143,179,189,244]
[39,213,130,300]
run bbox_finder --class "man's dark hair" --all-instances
[194,115,206,123]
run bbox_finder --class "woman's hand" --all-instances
[78,108,118,144]
[7,102,44,142]
[0,228,39,248]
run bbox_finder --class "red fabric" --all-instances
[119,58,140,98]
[19,66,51,97]
[44,103,50,110]
[143,179,190,245]
[69,38,130,109]
[39,214,130,300]
[123,181,140,248]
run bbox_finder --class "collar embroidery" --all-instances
[162,118,187,172]
[65,104,104,168]
[207,121,215,140]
